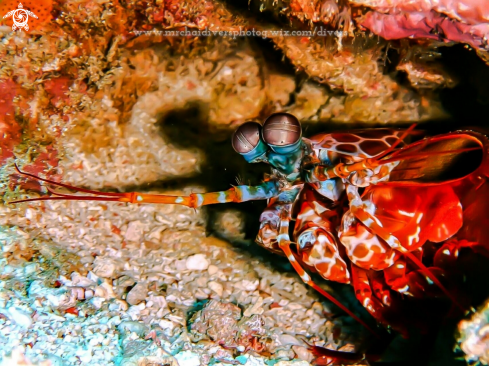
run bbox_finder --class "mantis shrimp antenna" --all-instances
[9,164,279,207]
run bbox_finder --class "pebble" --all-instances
[236,279,259,292]
[71,287,85,300]
[124,221,144,242]
[185,254,209,271]
[239,354,267,366]
[278,299,290,307]
[71,274,96,287]
[118,339,162,366]
[208,281,224,297]
[50,314,66,322]
[116,276,136,289]
[43,354,65,366]
[24,263,38,276]
[243,297,264,317]
[90,297,106,309]
[80,255,94,264]
[278,334,303,346]
[28,280,47,298]
[292,346,314,362]
[7,307,32,329]
[147,295,167,310]
[126,304,144,320]
[2,265,14,275]
[174,259,187,271]
[126,283,148,305]
[175,350,200,366]
[118,321,149,336]
[275,361,312,366]
[275,349,295,360]
[94,283,112,298]
[0,292,9,308]
[107,316,122,327]
[109,299,129,312]
[158,319,176,333]
[87,272,101,284]
[208,265,219,275]
[93,257,118,278]
[46,289,77,311]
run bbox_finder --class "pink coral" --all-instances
[353,0,489,51]
[351,0,489,24]
[361,11,489,50]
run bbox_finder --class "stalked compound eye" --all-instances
[232,121,268,162]
[262,113,302,154]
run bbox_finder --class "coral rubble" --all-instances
[1,0,489,364]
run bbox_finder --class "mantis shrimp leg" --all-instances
[351,265,411,336]
[273,209,380,337]
[293,197,350,284]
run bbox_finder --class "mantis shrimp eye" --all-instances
[232,121,268,162]
[262,113,302,154]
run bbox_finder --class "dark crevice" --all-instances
[439,44,489,125]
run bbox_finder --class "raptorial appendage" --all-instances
[293,197,350,284]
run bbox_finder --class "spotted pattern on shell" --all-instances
[294,200,350,284]
[347,161,400,187]
[256,200,293,255]
[339,211,399,271]
[310,128,406,159]
[336,143,358,154]
[330,133,361,143]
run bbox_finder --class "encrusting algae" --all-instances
[1,0,489,365]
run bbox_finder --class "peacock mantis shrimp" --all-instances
[10,113,489,345]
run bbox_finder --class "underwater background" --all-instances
[1,0,489,365]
